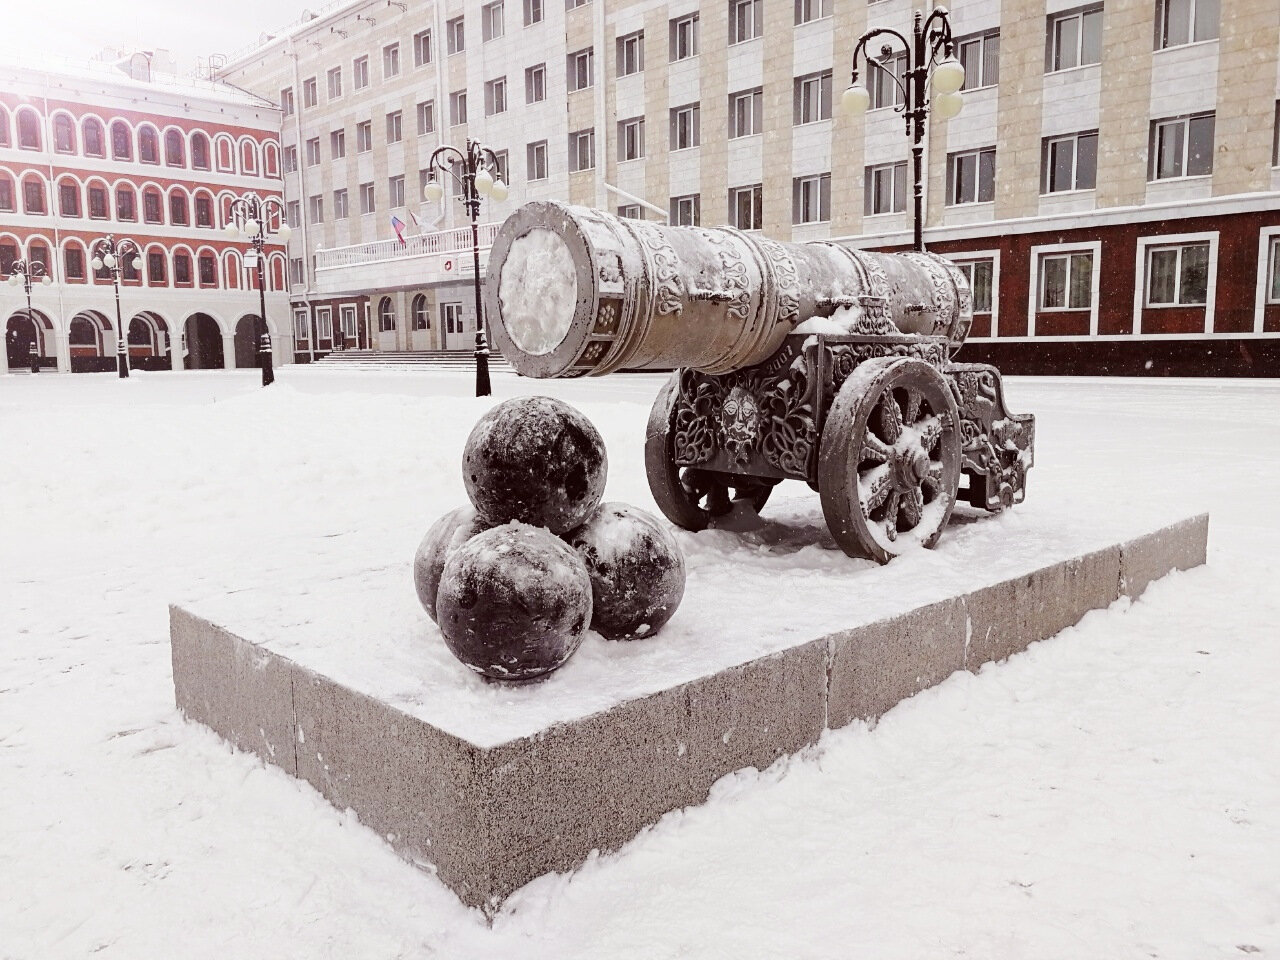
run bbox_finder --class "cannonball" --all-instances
[436,522,593,681]
[412,505,491,622]
[564,502,686,641]
[463,396,607,535]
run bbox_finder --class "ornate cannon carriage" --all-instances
[484,201,1034,563]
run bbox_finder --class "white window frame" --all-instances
[353,56,369,89]
[527,140,548,180]
[327,66,343,99]
[482,1,504,42]
[356,121,372,153]
[864,161,907,216]
[792,173,830,224]
[947,147,996,205]
[1157,0,1219,50]
[417,100,435,135]
[449,90,468,126]
[795,71,832,124]
[618,203,643,220]
[293,309,309,341]
[729,88,763,138]
[670,14,698,61]
[568,48,594,91]
[869,54,906,110]
[957,30,1000,89]
[1047,6,1102,72]
[1253,228,1280,332]
[1028,242,1101,336]
[1134,231,1218,335]
[485,77,508,116]
[525,63,546,103]
[330,129,345,159]
[386,111,403,144]
[945,252,1001,337]
[730,0,763,44]
[359,181,375,215]
[794,0,831,27]
[619,117,645,161]
[388,175,405,209]
[413,29,432,67]
[617,31,643,76]
[670,104,699,151]
[1150,113,1215,181]
[305,137,321,166]
[729,183,762,231]
[333,188,348,220]
[442,301,463,335]
[523,0,543,27]
[446,16,465,55]
[670,194,700,227]
[308,194,323,224]
[382,43,400,79]
[316,306,333,340]
[1042,131,1098,194]
[569,129,595,172]
[341,305,357,338]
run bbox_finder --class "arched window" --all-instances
[0,106,10,148]
[378,297,396,331]
[223,251,241,290]
[191,132,211,170]
[138,126,159,164]
[215,135,234,171]
[240,139,258,175]
[115,184,137,221]
[111,120,132,160]
[53,114,76,153]
[142,188,163,224]
[169,190,189,226]
[17,109,41,150]
[164,129,185,166]
[86,180,109,219]
[29,240,51,274]
[22,176,46,215]
[121,252,141,284]
[198,251,217,287]
[57,178,81,217]
[270,255,286,291]
[63,241,87,282]
[146,248,167,286]
[83,118,105,157]
[0,173,14,213]
[412,294,430,330]
[263,142,280,178]
[173,251,193,285]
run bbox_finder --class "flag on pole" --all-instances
[391,215,407,246]
[407,209,422,234]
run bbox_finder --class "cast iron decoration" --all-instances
[5,257,53,373]
[89,235,144,379]
[224,193,291,387]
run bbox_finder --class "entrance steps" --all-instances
[310,349,513,374]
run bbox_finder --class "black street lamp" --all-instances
[6,258,53,374]
[224,193,292,387]
[89,235,143,379]
[422,138,509,398]
[842,6,966,252]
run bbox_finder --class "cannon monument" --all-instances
[484,201,1034,563]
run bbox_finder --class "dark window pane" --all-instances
[1187,114,1214,176]
[1076,133,1098,189]
[1180,243,1209,304]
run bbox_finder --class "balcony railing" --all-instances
[315,222,503,272]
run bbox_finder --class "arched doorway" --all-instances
[233,314,260,368]
[6,309,53,370]
[183,313,224,369]
[68,311,114,373]
[128,312,172,371]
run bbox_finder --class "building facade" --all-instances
[219,0,1280,375]
[0,53,290,373]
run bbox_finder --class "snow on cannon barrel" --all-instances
[483,200,974,379]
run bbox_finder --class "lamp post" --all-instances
[841,5,966,253]
[423,138,508,398]
[224,193,292,387]
[6,258,53,373]
[89,236,143,379]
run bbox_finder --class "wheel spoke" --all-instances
[901,485,924,527]
[705,482,731,515]
[877,394,903,443]
[883,490,901,541]
[918,414,943,453]
[902,388,922,425]
[858,464,892,511]
[861,434,891,464]
[923,461,945,489]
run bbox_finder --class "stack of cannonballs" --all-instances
[413,396,686,682]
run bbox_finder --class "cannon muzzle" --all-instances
[484,201,972,378]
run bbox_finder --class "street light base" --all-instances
[475,349,491,398]
[117,348,130,379]
[259,333,275,387]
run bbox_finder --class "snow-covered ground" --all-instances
[1,367,1277,958]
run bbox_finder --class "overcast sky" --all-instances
[0,0,320,74]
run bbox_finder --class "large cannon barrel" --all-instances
[484,201,973,378]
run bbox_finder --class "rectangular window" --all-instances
[174,255,192,286]
[342,306,357,337]
[442,301,463,335]
[527,140,548,180]
[169,193,188,226]
[954,259,994,313]
[334,189,349,219]
[199,254,217,286]
[293,309,309,339]
[284,146,298,173]
[618,204,643,220]
[417,100,435,134]
[60,182,80,217]
[389,175,405,208]
[485,77,508,116]
[794,71,833,124]
[569,128,595,172]
[331,129,346,158]
[89,185,108,219]
[869,53,907,109]
[1146,241,1210,305]
[1047,6,1102,71]
[327,66,342,99]
[387,111,403,143]
[1267,237,1280,303]
[414,29,433,66]
[1151,113,1214,179]
[447,16,465,54]
[566,0,590,8]
[316,309,333,340]
[729,184,763,230]
[22,181,45,214]
[670,194,700,226]
[0,179,11,212]
[84,123,104,158]
[356,120,373,152]
[360,182,375,214]
[306,137,321,166]
[64,246,85,281]
[146,252,166,285]
[116,188,135,221]
[864,161,907,215]
[353,56,369,89]
[792,173,831,223]
[196,196,213,227]
[491,150,509,186]
[383,43,401,78]
[280,88,295,116]
[450,90,468,125]
[794,0,831,25]
[308,195,323,223]
[670,13,699,61]
[287,200,301,228]
[143,191,162,223]
[619,117,645,160]
[958,30,1000,89]
[303,76,318,107]
[525,64,546,103]
[729,87,763,138]
[1157,0,1219,49]
[524,0,543,25]
[568,48,594,91]
[617,31,644,75]
[670,103,700,150]
[1039,251,1093,309]
[482,1,504,41]
[1042,131,1098,192]
[729,0,763,42]
[947,148,997,204]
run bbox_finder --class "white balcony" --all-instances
[312,222,502,296]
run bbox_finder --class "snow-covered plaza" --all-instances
[2,367,1277,958]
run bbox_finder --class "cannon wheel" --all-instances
[818,356,961,563]
[645,374,775,531]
